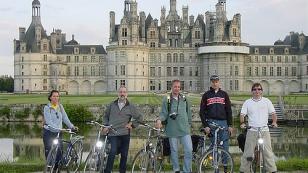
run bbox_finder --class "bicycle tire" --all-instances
[155,142,164,173]
[131,149,155,173]
[67,140,83,173]
[199,147,234,173]
[44,146,60,173]
[83,150,103,173]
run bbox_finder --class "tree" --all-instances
[0,76,14,92]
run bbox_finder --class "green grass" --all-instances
[1,94,308,105]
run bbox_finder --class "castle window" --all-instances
[99,66,104,76]
[235,80,239,90]
[115,80,118,90]
[74,56,79,63]
[195,67,199,76]
[91,56,95,62]
[254,56,258,62]
[43,55,47,61]
[180,67,184,76]
[262,67,267,76]
[235,66,239,76]
[306,55,308,62]
[150,31,155,38]
[195,31,200,39]
[270,67,274,76]
[21,57,24,62]
[22,72,24,76]
[43,79,47,84]
[269,48,274,54]
[43,44,47,51]
[83,66,87,76]
[43,86,47,90]
[66,56,71,62]
[158,67,161,77]
[262,56,266,62]
[229,80,233,90]
[169,39,172,47]
[306,84,308,91]
[232,28,237,37]
[230,66,233,76]
[167,53,172,63]
[285,56,288,63]
[270,56,274,62]
[277,56,281,63]
[291,67,297,76]
[254,48,259,54]
[277,67,282,76]
[180,81,185,90]
[284,48,289,54]
[167,67,172,76]
[122,28,127,37]
[122,40,128,45]
[74,66,79,76]
[150,67,155,77]
[167,81,172,90]
[83,56,87,62]
[150,81,155,91]
[74,47,79,54]
[247,67,252,76]
[115,65,118,75]
[175,39,178,47]
[292,56,296,62]
[180,53,184,62]
[255,67,259,76]
[67,67,70,76]
[120,80,126,86]
[306,66,308,75]
[173,67,178,76]
[91,48,96,54]
[173,53,178,63]
[150,42,155,47]
[91,66,95,76]
[285,67,289,76]
[21,65,24,69]
[189,67,193,76]
[120,65,126,75]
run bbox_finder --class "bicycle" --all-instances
[198,121,234,173]
[131,122,165,173]
[83,121,117,173]
[245,125,274,173]
[44,125,84,173]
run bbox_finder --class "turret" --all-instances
[32,0,41,24]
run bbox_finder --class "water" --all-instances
[0,122,307,163]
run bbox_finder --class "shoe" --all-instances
[175,171,180,173]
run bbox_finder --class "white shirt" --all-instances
[240,97,275,131]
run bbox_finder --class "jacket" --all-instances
[103,99,143,136]
[199,87,232,127]
[160,94,192,137]
[43,103,74,133]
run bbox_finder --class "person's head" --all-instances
[251,83,263,98]
[210,75,220,90]
[118,85,128,101]
[48,90,60,104]
[171,79,181,96]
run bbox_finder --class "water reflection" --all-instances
[0,122,307,163]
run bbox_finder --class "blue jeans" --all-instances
[104,135,130,173]
[169,135,192,173]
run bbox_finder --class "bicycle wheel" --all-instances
[44,146,60,173]
[251,147,266,173]
[99,143,110,173]
[83,150,103,173]
[155,142,164,173]
[67,140,83,172]
[199,147,234,173]
[131,149,155,173]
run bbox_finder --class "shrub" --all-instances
[14,108,30,120]
[63,104,93,122]
[0,106,11,119]
[32,105,43,121]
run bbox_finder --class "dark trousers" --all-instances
[43,129,63,167]
[104,135,130,173]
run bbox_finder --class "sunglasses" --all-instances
[252,88,263,91]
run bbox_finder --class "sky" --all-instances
[0,0,307,76]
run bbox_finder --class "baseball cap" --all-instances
[210,75,219,81]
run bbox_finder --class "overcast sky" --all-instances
[0,0,307,76]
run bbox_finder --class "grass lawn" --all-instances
[0,93,308,105]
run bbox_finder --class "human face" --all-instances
[118,87,128,101]
[172,81,181,96]
[211,80,220,90]
[252,86,263,98]
[50,92,59,105]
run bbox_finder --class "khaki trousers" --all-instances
[239,130,277,173]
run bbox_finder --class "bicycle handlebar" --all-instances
[46,125,77,134]
[87,121,118,133]
[138,121,164,133]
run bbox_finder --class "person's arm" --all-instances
[43,105,52,126]
[60,104,74,129]
[155,97,168,128]
[225,93,232,126]
[268,100,278,127]
[199,93,209,127]
[271,112,278,127]
[240,101,248,128]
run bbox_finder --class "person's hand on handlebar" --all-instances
[155,119,162,129]
[271,122,278,128]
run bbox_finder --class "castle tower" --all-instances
[170,0,177,14]
[32,0,41,24]
[182,6,188,24]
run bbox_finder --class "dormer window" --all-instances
[167,26,171,32]
[269,48,274,54]
[91,47,96,54]
[74,47,79,54]
[254,48,259,54]
[284,48,289,54]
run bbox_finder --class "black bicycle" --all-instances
[131,122,165,173]
[83,121,117,173]
[44,125,84,173]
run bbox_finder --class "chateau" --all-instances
[14,0,308,95]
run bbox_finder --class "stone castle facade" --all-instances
[14,0,308,95]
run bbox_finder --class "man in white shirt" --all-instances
[239,83,278,173]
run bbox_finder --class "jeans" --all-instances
[43,129,63,168]
[169,135,193,173]
[104,135,130,173]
